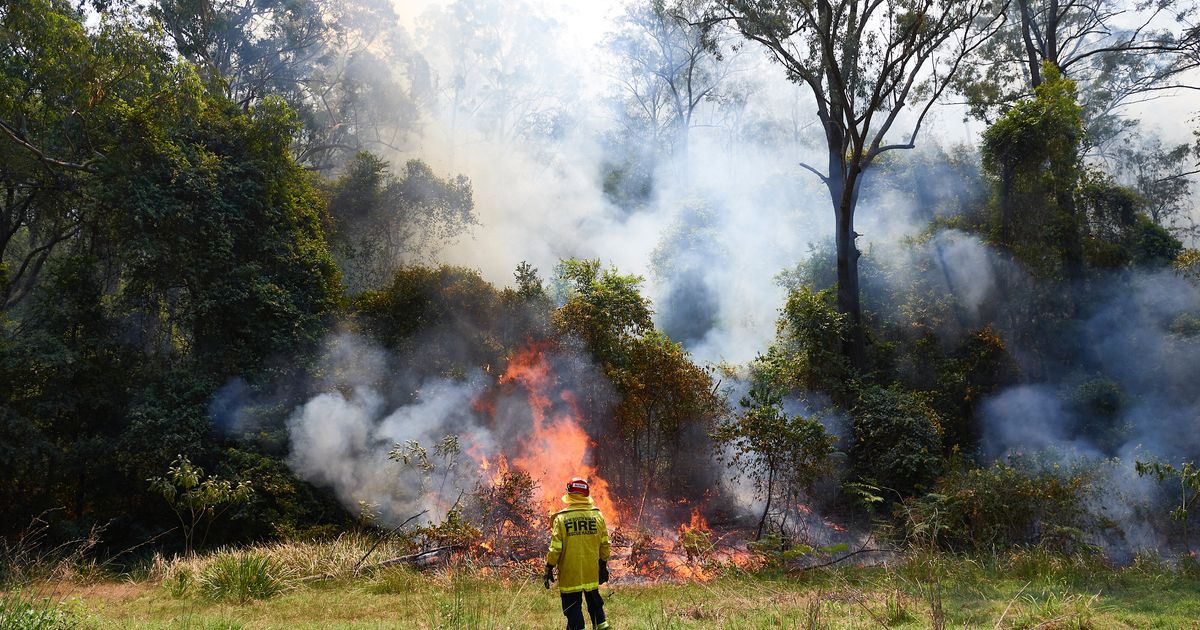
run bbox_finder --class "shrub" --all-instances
[198,552,288,604]
[849,385,943,500]
[903,457,1105,554]
[164,566,193,598]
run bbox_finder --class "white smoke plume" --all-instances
[284,332,493,523]
[228,0,1200,555]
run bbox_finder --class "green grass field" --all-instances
[7,548,1200,629]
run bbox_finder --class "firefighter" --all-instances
[543,476,611,630]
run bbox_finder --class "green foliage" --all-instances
[327,152,476,292]
[1,0,344,546]
[105,94,342,377]
[553,259,722,500]
[148,455,253,555]
[929,327,1016,452]
[982,64,1083,179]
[982,63,1085,279]
[1136,460,1200,552]
[776,286,852,401]
[1077,171,1183,269]
[1130,215,1184,268]
[1,0,186,309]
[553,258,653,365]
[164,566,193,598]
[513,261,546,302]
[1173,249,1200,283]
[713,378,835,537]
[906,458,1104,554]
[0,257,138,526]
[198,552,288,604]
[414,508,483,551]
[221,449,349,541]
[1066,377,1127,453]
[679,525,715,565]
[354,265,540,377]
[0,592,78,630]
[849,385,943,500]
[746,532,849,570]
[611,330,726,497]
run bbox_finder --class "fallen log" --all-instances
[372,545,461,570]
[299,545,462,583]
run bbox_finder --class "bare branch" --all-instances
[0,121,100,174]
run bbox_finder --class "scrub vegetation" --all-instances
[5,0,1200,626]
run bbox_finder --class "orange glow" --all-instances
[472,344,621,525]
[682,507,708,533]
[458,343,780,582]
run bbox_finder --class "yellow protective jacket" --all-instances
[545,494,610,593]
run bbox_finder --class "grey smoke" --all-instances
[286,332,494,523]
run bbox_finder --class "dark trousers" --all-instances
[560,589,606,630]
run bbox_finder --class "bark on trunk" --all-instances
[829,169,868,373]
[998,167,1016,245]
[756,463,774,540]
[1016,0,1043,87]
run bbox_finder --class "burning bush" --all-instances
[411,508,483,552]
[467,466,545,561]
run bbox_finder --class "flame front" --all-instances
[480,344,620,524]
[463,343,771,581]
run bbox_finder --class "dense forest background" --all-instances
[4,0,1200,564]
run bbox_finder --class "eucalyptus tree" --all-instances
[609,0,734,161]
[0,0,181,310]
[706,0,1004,370]
[958,0,1200,149]
[149,0,425,170]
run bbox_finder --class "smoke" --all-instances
[273,328,625,526]
[874,230,1200,556]
[212,0,1200,556]
[334,0,853,366]
[283,332,493,522]
[976,269,1200,464]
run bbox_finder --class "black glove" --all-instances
[598,560,609,585]
[543,565,555,589]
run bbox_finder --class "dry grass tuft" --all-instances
[149,531,415,588]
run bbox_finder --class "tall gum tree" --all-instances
[706,0,1003,370]
[957,0,1200,150]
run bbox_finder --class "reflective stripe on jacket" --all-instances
[545,494,610,593]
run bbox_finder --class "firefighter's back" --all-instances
[552,506,607,592]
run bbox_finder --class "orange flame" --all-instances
[681,507,709,533]
[478,344,621,525]
[461,343,774,582]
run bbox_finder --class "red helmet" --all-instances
[566,476,590,496]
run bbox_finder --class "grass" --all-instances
[0,591,81,630]
[195,553,289,605]
[9,543,1200,629]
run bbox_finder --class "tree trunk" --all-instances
[998,167,1016,245]
[1016,0,1043,87]
[829,170,868,373]
[757,463,774,540]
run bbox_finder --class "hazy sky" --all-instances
[393,0,1199,141]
